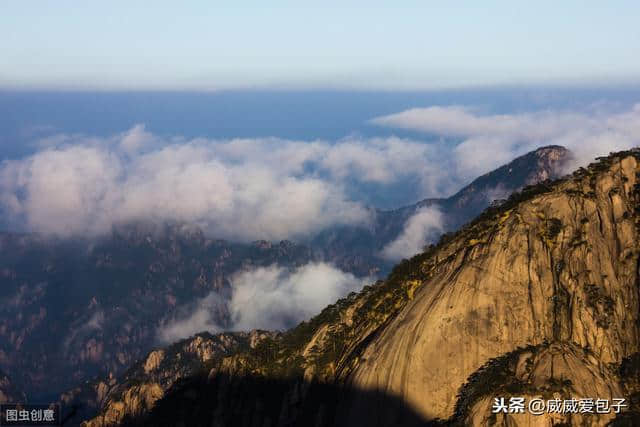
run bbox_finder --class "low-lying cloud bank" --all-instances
[0,127,455,240]
[372,104,640,181]
[157,262,369,342]
[2,104,639,243]
[229,262,369,331]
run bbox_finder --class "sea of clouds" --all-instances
[0,126,455,240]
[2,104,639,243]
[4,104,640,339]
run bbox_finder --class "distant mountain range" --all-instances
[0,145,570,417]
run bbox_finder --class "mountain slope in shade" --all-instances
[0,227,314,400]
[0,369,24,404]
[82,149,640,426]
[61,331,271,426]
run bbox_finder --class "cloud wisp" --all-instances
[381,206,444,261]
[157,292,226,344]
[372,104,640,180]
[157,262,369,343]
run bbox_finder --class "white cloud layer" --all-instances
[0,129,454,240]
[157,262,368,342]
[228,262,368,331]
[3,104,640,244]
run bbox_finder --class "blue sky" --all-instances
[2,1,640,90]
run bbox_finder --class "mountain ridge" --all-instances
[81,148,640,426]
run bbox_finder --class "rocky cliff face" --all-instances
[345,152,639,423]
[83,149,640,426]
[68,331,274,427]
